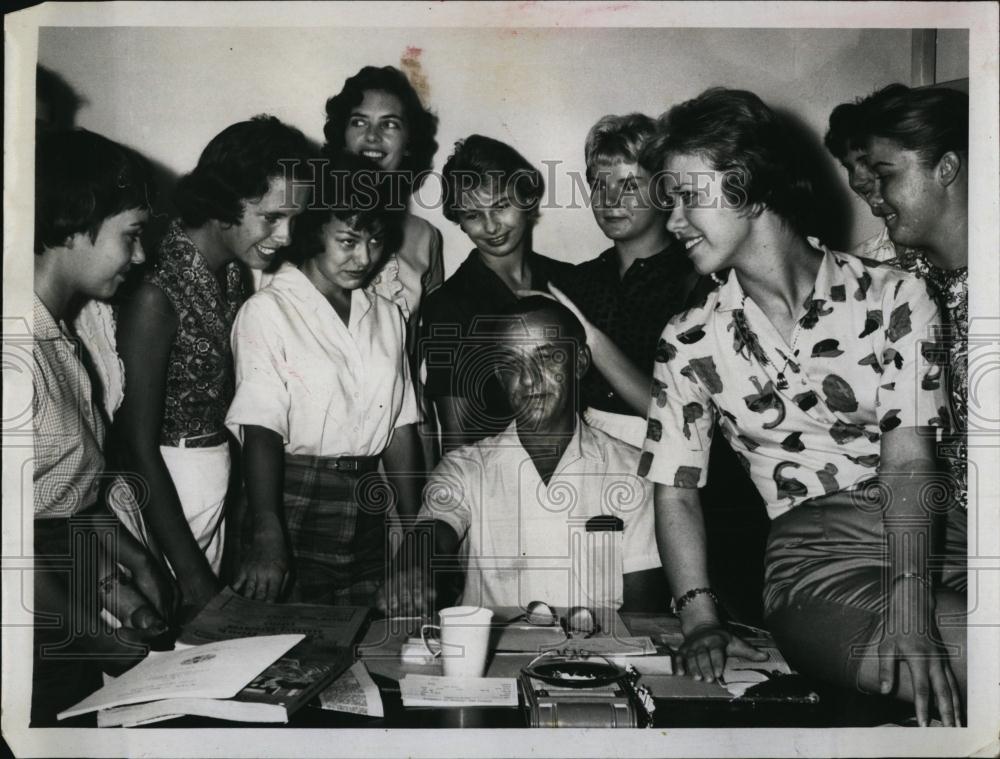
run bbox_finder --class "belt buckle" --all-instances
[335,458,359,472]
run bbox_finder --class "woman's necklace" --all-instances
[741,292,802,390]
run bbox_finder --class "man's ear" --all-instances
[937,151,963,188]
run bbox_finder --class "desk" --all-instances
[66,611,913,729]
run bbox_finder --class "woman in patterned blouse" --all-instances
[638,89,965,726]
[114,117,314,615]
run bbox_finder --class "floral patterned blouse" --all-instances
[855,228,968,508]
[639,241,948,519]
[145,221,249,446]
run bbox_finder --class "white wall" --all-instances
[39,26,917,275]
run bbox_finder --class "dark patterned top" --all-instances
[857,230,968,509]
[145,221,250,446]
[639,241,948,519]
[420,249,574,444]
[559,242,700,414]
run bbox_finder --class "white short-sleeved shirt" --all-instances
[226,263,419,456]
[640,242,947,520]
[420,419,661,611]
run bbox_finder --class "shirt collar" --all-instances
[270,262,374,322]
[33,295,69,340]
[503,414,604,467]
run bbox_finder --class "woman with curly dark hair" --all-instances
[114,116,314,615]
[324,65,444,330]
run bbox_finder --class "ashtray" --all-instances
[523,652,624,688]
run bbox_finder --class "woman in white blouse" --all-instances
[324,66,444,465]
[226,155,424,605]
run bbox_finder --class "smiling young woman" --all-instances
[113,116,315,616]
[638,88,967,727]
[324,66,445,466]
[420,135,574,452]
[226,153,424,606]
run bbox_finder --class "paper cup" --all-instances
[420,606,494,677]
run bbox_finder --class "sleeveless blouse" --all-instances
[145,221,249,446]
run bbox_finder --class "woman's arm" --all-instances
[115,283,221,612]
[876,425,961,726]
[381,423,425,522]
[547,283,651,414]
[234,425,290,602]
[654,483,765,681]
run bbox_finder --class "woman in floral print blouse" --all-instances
[825,84,969,511]
[114,117,314,615]
[637,89,965,726]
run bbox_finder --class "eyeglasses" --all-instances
[509,601,601,639]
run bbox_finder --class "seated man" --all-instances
[379,297,667,618]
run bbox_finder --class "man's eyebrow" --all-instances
[869,160,894,168]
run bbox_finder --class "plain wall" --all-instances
[39,26,924,275]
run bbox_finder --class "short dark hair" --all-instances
[440,135,545,224]
[863,84,968,166]
[824,83,911,161]
[284,152,404,266]
[500,296,586,346]
[174,115,316,228]
[35,128,156,255]
[584,113,658,184]
[323,65,438,193]
[642,87,816,237]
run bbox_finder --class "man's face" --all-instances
[496,316,587,430]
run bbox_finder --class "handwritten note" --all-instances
[399,675,519,708]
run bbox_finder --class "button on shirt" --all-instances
[33,297,105,518]
[420,419,661,610]
[226,264,419,456]
[639,243,947,520]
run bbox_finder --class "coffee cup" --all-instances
[420,606,494,677]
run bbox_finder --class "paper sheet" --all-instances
[318,661,384,718]
[399,675,519,707]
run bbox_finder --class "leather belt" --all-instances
[173,430,228,449]
[328,455,381,474]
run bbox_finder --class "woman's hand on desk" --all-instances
[676,623,767,683]
[233,513,289,603]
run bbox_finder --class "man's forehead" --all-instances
[500,317,572,344]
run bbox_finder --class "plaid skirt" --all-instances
[283,453,389,606]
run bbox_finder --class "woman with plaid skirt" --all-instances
[226,154,424,605]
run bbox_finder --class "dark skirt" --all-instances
[32,510,109,726]
[282,453,389,606]
[762,487,966,686]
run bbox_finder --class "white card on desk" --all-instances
[399,675,519,707]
